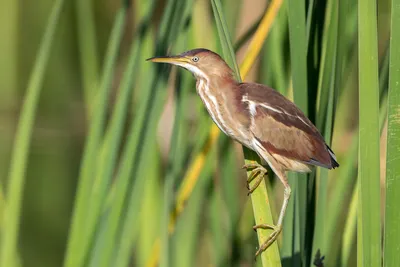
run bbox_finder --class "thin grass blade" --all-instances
[211,0,241,80]
[88,6,154,265]
[261,0,288,93]
[160,28,194,267]
[172,148,217,267]
[75,0,99,114]
[0,0,18,189]
[111,1,195,265]
[159,3,195,267]
[384,0,400,264]
[358,0,381,265]
[284,0,309,264]
[311,0,338,261]
[218,143,240,264]
[222,0,242,39]
[239,0,283,78]
[63,2,129,266]
[343,186,357,267]
[0,0,65,266]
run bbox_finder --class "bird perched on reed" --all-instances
[147,48,339,257]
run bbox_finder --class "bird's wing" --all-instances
[240,83,338,169]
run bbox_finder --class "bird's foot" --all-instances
[253,224,282,259]
[242,163,267,194]
[242,162,262,170]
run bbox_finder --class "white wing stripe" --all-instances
[259,103,283,114]
[242,96,312,127]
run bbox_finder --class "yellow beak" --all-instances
[146,55,190,65]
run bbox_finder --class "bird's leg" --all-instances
[242,162,268,193]
[253,183,291,258]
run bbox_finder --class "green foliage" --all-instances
[0,0,65,266]
[64,4,130,266]
[384,0,400,265]
[285,0,309,265]
[0,0,398,266]
[358,0,382,266]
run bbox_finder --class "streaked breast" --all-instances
[196,78,251,147]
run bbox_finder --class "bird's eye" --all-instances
[192,56,199,62]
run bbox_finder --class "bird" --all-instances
[147,48,339,257]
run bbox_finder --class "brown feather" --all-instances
[240,82,338,170]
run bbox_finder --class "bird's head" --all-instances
[147,48,234,81]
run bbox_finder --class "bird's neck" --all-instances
[195,74,240,136]
[196,72,237,92]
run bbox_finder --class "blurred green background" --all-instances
[0,0,399,266]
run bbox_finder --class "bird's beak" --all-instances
[146,55,190,65]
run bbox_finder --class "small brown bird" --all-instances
[148,48,339,256]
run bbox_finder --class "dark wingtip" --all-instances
[326,145,339,169]
[331,159,340,169]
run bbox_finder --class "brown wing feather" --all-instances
[240,82,338,169]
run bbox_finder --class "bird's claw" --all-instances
[244,165,267,194]
[253,223,279,231]
[242,162,261,169]
[253,224,282,259]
